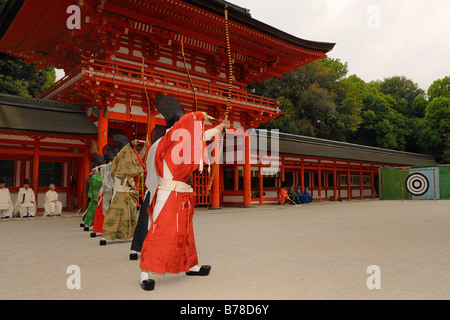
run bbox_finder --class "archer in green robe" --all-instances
[84,171,102,226]
[102,143,145,240]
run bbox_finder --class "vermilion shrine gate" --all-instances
[0,0,335,210]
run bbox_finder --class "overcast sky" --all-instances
[55,0,448,91]
[228,0,450,91]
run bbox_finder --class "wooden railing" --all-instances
[41,56,280,112]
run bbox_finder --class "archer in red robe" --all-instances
[277,187,288,205]
[139,111,227,291]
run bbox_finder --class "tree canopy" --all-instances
[248,58,449,163]
[0,52,56,98]
[0,0,56,96]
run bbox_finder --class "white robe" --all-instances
[0,188,13,218]
[100,162,114,214]
[145,138,162,227]
[43,190,62,216]
[15,187,36,217]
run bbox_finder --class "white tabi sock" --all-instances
[189,265,200,272]
[140,271,151,283]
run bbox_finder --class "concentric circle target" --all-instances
[405,173,429,196]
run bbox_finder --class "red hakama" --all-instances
[92,192,104,234]
[140,112,207,274]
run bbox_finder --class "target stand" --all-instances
[399,167,439,201]
[405,173,429,196]
[380,165,449,201]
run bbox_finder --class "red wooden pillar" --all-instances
[360,164,364,199]
[219,165,224,204]
[210,163,220,208]
[318,161,322,201]
[243,134,251,207]
[234,164,239,191]
[371,166,375,198]
[67,159,72,188]
[333,162,337,201]
[210,131,221,208]
[347,164,351,200]
[259,165,263,205]
[32,137,40,207]
[76,159,83,210]
[97,107,108,154]
[338,171,341,199]
[66,159,73,210]
[300,158,304,193]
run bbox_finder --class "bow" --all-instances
[207,4,233,193]
[141,57,152,147]
[181,39,198,112]
[141,57,151,165]
[140,57,152,198]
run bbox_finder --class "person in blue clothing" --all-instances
[295,185,304,203]
[303,187,313,203]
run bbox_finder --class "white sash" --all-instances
[158,178,193,193]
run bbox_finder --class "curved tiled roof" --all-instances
[0,93,98,137]
[254,130,437,166]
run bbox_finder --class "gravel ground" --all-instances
[0,199,448,300]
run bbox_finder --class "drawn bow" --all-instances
[180,5,233,194]
[207,4,233,193]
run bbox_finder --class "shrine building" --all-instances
[0,0,436,211]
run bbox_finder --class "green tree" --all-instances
[331,76,364,140]
[0,52,56,97]
[374,119,397,149]
[427,76,450,102]
[248,59,338,139]
[319,57,348,81]
[347,78,412,151]
[249,58,364,141]
[417,97,450,163]
[378,75,425,116]
[296,82,336,138]
[248,58,448,159]
[259,96,314,135]
[411,94,428,118]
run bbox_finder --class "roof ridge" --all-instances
[0,93,84,113]
[254,129,435,161]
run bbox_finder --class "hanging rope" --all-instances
[139,58,152,203]
[141,57,152,145]
[207,4,233,193]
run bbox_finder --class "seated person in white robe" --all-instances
[43,183,62,216]
[0,177,13,219]
[15,178,36,218]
